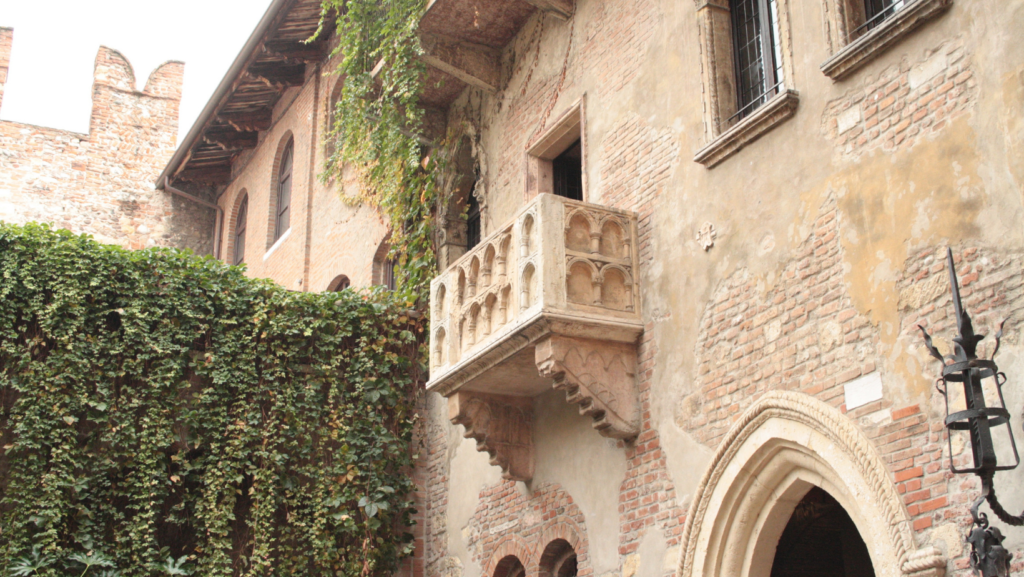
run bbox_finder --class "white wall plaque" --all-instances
[844,371,884,411]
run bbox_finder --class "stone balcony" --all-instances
[427,193,643,481]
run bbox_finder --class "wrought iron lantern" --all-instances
[919,248,1023,577]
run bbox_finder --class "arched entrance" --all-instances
[676,391,947,577]
[770,487,874,576]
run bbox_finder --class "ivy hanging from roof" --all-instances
[0,223,425,577]
[316,0,468,299]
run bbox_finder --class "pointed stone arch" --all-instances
[677,390,946,577]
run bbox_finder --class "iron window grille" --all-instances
[856,0,908,36]
[728,0,785,124]
[234,195,248,265]
[275,142,293,241]
[466,194,481,251]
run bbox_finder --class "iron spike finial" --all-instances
[947,247,965,337]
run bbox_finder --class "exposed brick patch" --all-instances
[465,481,592,577]
[593,115,685,562]
[580,0,656,97]
[681,195,881,448]
[600,114,679,272]
[423,398,454,577]
[822,38,977,158]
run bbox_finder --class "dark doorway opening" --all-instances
[770,487,875,577]
[553,139,583,201]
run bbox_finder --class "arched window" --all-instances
[327,275,350,292]
[233,193,248,265]
[382,258,397,291]
[275,140,293,241]
[373,237,398,291]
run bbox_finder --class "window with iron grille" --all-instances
[274,141,293,241]
[730,0,785,123]
[466,194,481,250]
[234,194,248,265]
[552,139,583,201]
[860,0,907,33]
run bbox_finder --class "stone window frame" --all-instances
[525,96,588,201]
[692,0,799,168]
[820,0,952,81]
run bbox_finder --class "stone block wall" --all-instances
[0,31,213,253]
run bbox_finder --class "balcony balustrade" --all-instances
[427,193,643,481]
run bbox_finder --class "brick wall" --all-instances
[216,61,389,292]
[0,34,212,253]
[0,28,11,112]
[893,246,1024,574]
[822,37,977,158]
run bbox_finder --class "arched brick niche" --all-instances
[676,391,947,577]
[537,538,578,577]
[472,483,592,577]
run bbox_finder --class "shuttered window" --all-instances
[275,142,293,241]
[234,195,248,265]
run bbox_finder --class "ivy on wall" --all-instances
[317,0,467,298]
[0,224,425,577]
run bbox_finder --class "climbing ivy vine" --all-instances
[317,0,465,299]
[0,223,425,577]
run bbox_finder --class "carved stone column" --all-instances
[535,335,640,440]
[449,392,534,482]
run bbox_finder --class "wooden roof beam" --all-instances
[262,40,328,64]
[245,62,307,91]
[176,165,233,185]
[203,130,259,151]
[419,33,500,92]
[217,109,273,132]
[523,0,573,20]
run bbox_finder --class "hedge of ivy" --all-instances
[0,224,425,577]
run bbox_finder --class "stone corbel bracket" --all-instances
[535,335,640,440]
[449,391,535,482]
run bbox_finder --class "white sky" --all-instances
[0,0,275,144]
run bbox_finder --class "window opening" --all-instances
[275,141,293,241]
[234,195,248,265]
[328,275,350,291]
[466,194,482,250]
[770,487,875,577]
[858,0,907,35]
[383,258,397,291]
[730,0,784,123]
[552,139,584,201]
